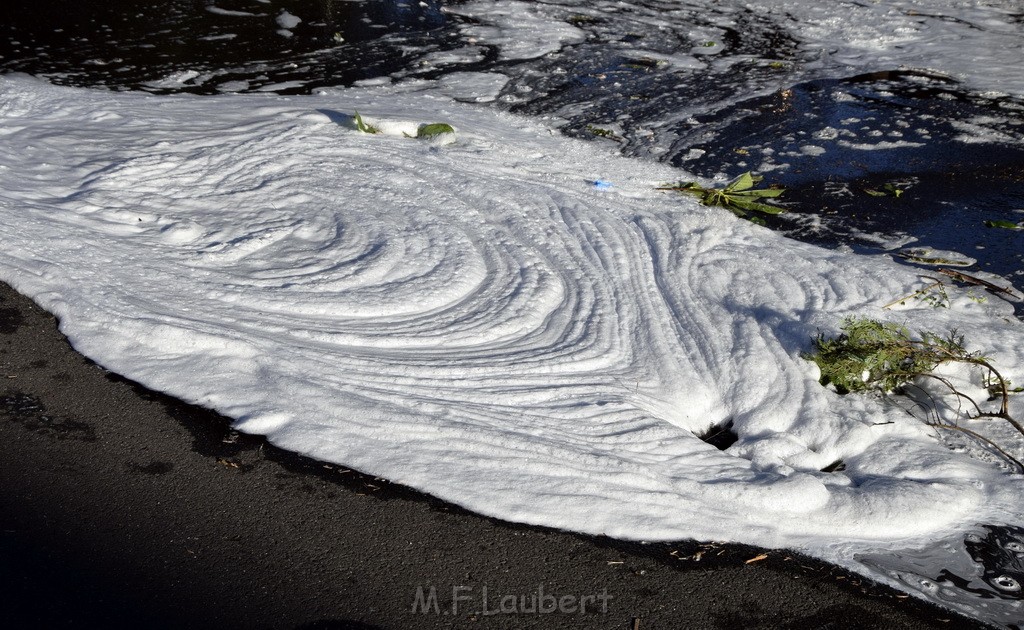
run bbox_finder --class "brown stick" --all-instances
[938,268,1021,298]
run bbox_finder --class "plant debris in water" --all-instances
[659,171,785,219]
[984,219,1023,230]
[586,125,624,142]
[354,112,456,141]
[865,183,904,198]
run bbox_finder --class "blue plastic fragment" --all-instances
[592,179,613,190]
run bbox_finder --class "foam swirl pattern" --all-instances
[2,78,1024,621]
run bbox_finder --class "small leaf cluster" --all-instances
[586,125,623,141]
[661,172,785,218]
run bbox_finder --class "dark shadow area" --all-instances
[821,459,847,473]
[0,526,184,630]
[0,306,25,334]
[317,108,357,129]
[295,622,384,630]
[698,419,739,450]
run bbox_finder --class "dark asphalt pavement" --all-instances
[0,281,984,629]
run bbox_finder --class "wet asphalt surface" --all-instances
[0,281,989,629]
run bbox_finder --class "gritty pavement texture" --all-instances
[0,281,984,629]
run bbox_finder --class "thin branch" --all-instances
[897,373,984,417]
[896,381,942,424]
[961,358,1012,420]
[931,424,1024,473]
[881,277,945,310]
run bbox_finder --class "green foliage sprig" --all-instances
[805,317,1024,470]
[807,318,964,395]
[586,125,624,142]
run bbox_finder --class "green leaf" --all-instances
[353,111,380,134]
[733,187,785,199]
[417,123,456,139]
[730,198,785,215]
[586,125,623,141]
[882,184,903,198]
[985,219,1022,230]
[725,172,760,192]
[864,188,887,197]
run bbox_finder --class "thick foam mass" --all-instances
[2,75,1024,621]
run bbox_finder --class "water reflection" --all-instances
[942,526,1024,601]
[859,525,1024,629]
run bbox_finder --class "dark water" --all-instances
[859,524,1024,630]
[678,71,1024,281]
[0,0,454,92]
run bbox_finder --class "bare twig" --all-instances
[900,373,984,418]
[931,424,1024,473]
[882,276,945,310]
[938,268,1021,299]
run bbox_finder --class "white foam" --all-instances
[444,0,586,61]
[143,70,201,89]
[198,33,238,42]
[276,10,302,30]
[206,6,264,18]
[757,0,1024,95]
[837,139,927,151]
[2,74,1024,624]
[436,72,509,103]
